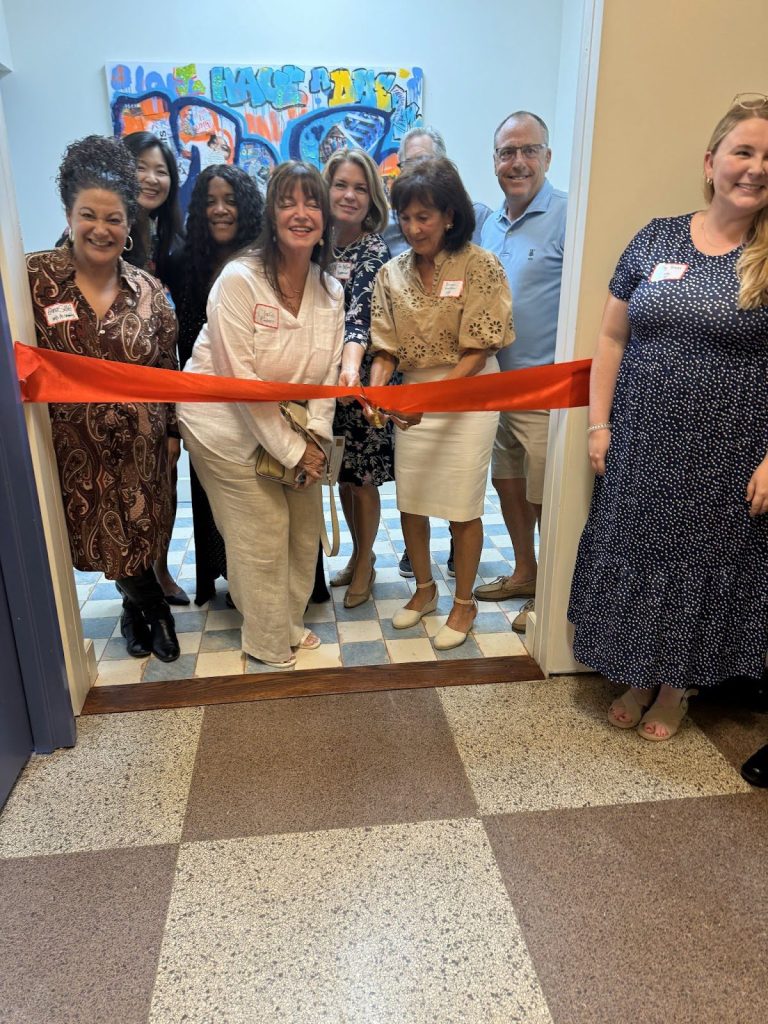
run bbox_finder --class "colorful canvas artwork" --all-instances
[105,62,424,208]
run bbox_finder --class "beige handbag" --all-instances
[254,401,343,557]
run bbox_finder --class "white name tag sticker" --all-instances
[334,261,352,282]
[44,301,78,326]
[648,262,688,282]
[254,303,279,329]
[439,279,464,298]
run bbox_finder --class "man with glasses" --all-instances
[384,125,492,579]
[473,111,567,634]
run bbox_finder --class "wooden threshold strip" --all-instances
[81,654,544,715]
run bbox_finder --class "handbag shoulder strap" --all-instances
[320,477,340,557]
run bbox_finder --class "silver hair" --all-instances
[397,125,447,160]
[494,111,550,147]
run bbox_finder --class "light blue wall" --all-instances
[1,0,575,251]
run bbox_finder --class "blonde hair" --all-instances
[322,148,389,235]
[705,103,768,308]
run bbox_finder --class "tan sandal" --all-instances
[608,688,655,729]
[637,688,698,742]
[293,628,321,651]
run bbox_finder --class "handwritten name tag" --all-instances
[439,279,464,298]
[254,303,279,329]
[334,261,352,282]
[648,263,688,282]
[44,302,78,326]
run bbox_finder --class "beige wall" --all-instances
[536,0,768,672]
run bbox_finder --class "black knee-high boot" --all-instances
[116,569,180,663]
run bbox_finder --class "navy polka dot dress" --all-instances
[568,214,768,689]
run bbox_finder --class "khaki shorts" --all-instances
[491,410,550,504]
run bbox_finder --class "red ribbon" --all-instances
[14,342,590,413]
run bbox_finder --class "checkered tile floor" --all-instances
[3,676,766,1023]
[80,454,535,685]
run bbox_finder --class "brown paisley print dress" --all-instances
[26,244,179,579]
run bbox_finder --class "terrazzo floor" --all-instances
[2,676,767,1022]
[78,453,531,685]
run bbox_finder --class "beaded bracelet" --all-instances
[587,422,612,434]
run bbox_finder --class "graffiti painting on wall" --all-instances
[105,62,424,209]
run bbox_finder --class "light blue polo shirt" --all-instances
[481,179,567,371]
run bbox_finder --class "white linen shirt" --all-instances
[178,256,344,467]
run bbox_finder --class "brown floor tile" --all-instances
[485,794,768,1024]
[689,700,768,771]
[0,845,178,1024]
[182,689,477,841]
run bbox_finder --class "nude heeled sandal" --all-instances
[392,579,438,629]
[433,596,477,651]
[637,688,699,742]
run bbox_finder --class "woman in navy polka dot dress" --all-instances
[569,99,768,741]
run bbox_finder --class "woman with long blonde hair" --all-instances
[569,96,768,741]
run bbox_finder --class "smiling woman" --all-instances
[568,100,768,742]
[25,134,181,664]
[177,162,344,668]
[165,164,264,605]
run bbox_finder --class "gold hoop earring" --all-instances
[123,235,134,252]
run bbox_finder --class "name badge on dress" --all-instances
[254,303,279,329]
[334,261,352,282]
[439,279,464,298]
[648,263,688,282]
[44,301,78,326]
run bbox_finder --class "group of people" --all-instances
[25,98,768,764]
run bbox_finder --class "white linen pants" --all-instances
[182,430,321,663]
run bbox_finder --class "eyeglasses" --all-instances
[733,92,768,109]
[494,144,547,162]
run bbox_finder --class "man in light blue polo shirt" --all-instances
[473,111,567,633]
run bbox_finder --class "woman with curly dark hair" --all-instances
[165,165,265,604]
[367,157,514,650]
[26,134,180,662]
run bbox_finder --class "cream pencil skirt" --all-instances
[181,427,321,664]
[395,357,500,522]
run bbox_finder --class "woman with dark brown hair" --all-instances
[368,156,514,650]
[178,162,344,669]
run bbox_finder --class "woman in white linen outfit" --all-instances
[178,162,344,668]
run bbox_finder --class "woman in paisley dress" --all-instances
[568,99,768,740]
[368,157,514,649]
[320,148,392,607]
[26,135,180,662]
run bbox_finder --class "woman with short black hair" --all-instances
[368,157,514,650]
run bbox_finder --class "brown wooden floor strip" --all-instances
[81,654,544,715]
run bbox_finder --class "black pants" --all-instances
[115,568,169,617]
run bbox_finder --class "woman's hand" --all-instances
[296,439,326,482]
[746,457,768,517]
[588,428,611,476]
[167,437,181,477]
[386,410,423,431]
[338,366,361,405]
